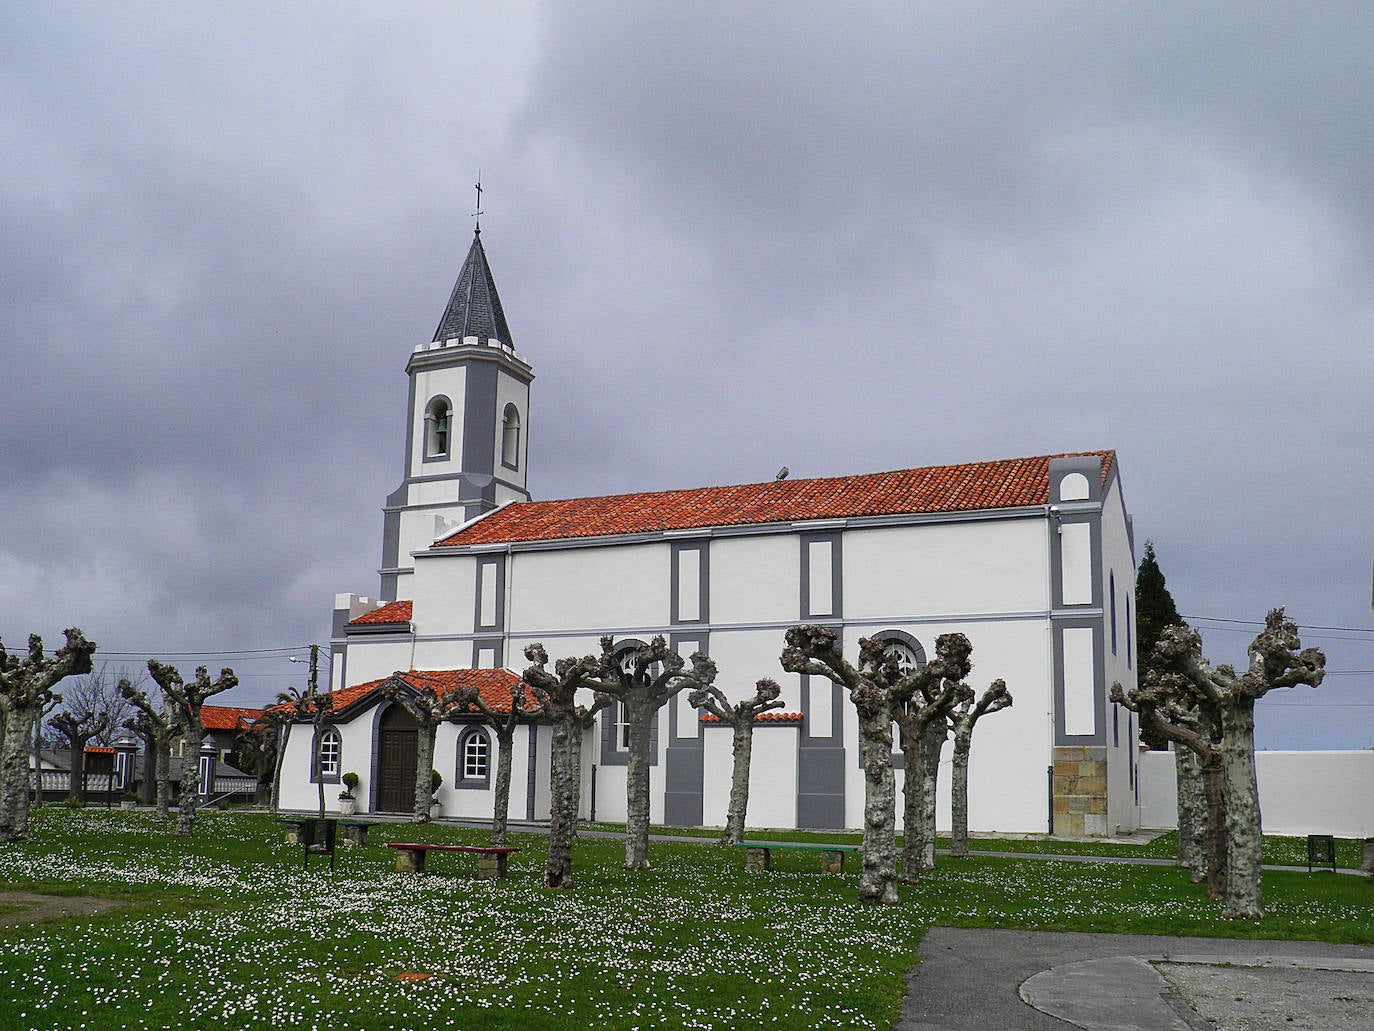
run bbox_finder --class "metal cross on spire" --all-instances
[473,174,484,233]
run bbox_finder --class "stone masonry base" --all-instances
[1053,745,1108,837]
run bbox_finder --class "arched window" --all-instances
[501,404,520,469]
[313,727,341,783]
[871,629,926,673]
[456,727,491,788]
[425,397,452,458]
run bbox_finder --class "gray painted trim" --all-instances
[1051,617,1108,746]
[406,342,533,381]
[379,572,399,601]
[462,362,499,479]
[473,555,506,632]
[399,373,418,492]
[381,509,401,579]
[799,531,843,620]
[797,624,845,829]
[525,723,538,821]
[663,630,706,827]
[500,403,520,472]
[471,637,504,669]
[343,623,412,637]
[454,725,492,790]
[367,700,390,813]
[669,541,709,625]
[404,607,1059,647]
[1048,510,1104,610]
[309,726,342,785]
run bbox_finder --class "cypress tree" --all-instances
[1134,540,1185,750]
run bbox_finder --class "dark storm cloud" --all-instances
[2,3,1371,744]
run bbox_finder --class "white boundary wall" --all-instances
[1139,749,1374,837]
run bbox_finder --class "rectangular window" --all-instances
[198,756,213,796]
[1059,523,1093,605]
[676,547,700,622]
[1062,627,1096,737]
[475,556,504,631]
[807,676,832,739]
[1126,599,1133,668]
[808,540,832,616]
[801,532,841,619]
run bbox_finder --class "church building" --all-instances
[277,226,1141,837]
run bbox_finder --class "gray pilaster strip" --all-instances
[662,631,706,827]
[462,361,499,474]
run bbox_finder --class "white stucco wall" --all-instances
[1139,748,1374,837]
[510,543,669,635]
[410,364,467,473]
[710,534,797,626]
[702,724,799,830]
[1099,475,1140,833]
[845,518,1051,619]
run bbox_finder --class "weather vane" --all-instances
[473,174,484,232]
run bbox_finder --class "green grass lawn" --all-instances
[1,809,1371,1030]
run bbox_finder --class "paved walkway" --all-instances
[899,927,1374,1030]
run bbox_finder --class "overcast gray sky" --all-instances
[3,2,1371,749]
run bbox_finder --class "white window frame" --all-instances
[317,728,341,779]
[463,733,489,780]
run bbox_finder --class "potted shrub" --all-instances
[120,791,138,812]
[429,769,443,816]
[339,771,360,816]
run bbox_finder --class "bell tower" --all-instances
[378,226,533,601]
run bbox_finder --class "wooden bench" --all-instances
[340,820,373,846]
[385,842,520,879]
[736,840,860,875]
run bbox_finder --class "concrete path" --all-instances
[898,927,1374,1030]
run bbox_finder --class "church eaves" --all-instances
[432,230,514,347]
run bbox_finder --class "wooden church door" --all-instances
[376,704,419,813]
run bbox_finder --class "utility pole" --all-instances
[309,644,319,697]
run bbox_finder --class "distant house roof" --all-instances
[700,712,803,724]
[436,451,1115,548]
[288,669,533,721]
[200,705,264,732]
[347,600,413,627]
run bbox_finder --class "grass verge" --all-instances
[1,809,1370,1030]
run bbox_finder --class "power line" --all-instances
[1185,614,1374,635]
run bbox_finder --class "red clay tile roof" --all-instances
[200,705,264,731]
[325,669,533,717]
[84,746,115,754]
[348,600,413,626]
[437,451,1114,547]
[700,712,804,724]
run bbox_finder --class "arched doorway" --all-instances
[375,703,418,813]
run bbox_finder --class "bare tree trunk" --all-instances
[1220,703,1263,919]
[545,717,575,889]
[1201,749,1227,901]
[899,728,923,884]
[154,729,172,821]
[624,697,654,869]
[491,726,515,846]
[856,709,899,905]
[412,721,437,823]
[30,717,43,811]
[0,710,37,842]
[176,724,202,836]
[950,724,973,857]
[270,725,287,814]
[919,720,944,869]
[721,720,754,846]
[67,743,87,804]
[569,717,584,839]
[1175,745,1207,882]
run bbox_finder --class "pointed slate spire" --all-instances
[432,229,514,347]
